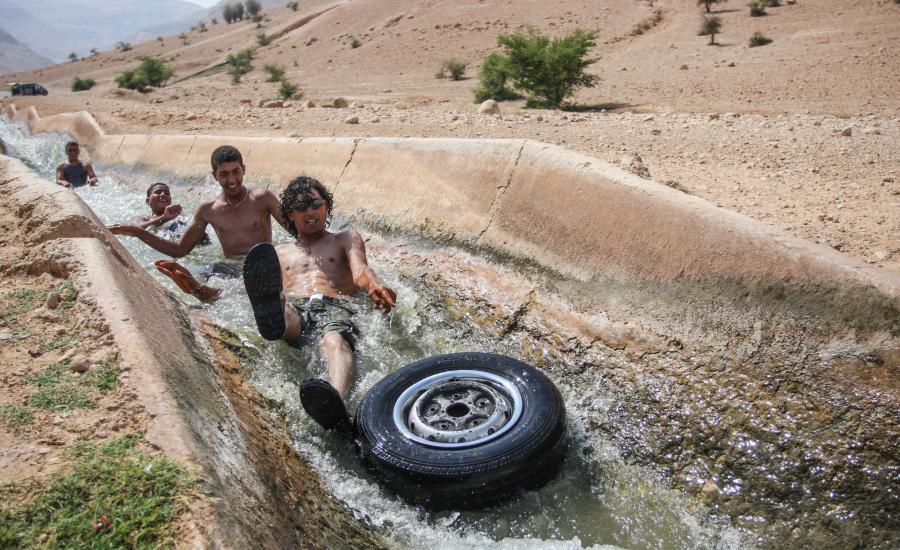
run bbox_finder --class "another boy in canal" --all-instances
[56,141,98,188]
[109,145,287,302]
[243,176,396,431]
[133,181,211,243]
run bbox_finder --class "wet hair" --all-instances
[280,176,334,237]
[65,141,79,151]
[146,182,169,197]
[210,145,243,170]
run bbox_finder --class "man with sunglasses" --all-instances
[110,145,288,302]
[243,176,396,431]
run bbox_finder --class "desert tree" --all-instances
[473,52,519,102]
[698,16,722,45]
[245,0,262,18]
[226,47,255,83]
[263,63,286,82]
[697,0,727,12]
[287,1,299,11]
[68,52,78,62]
[495,27,599,108]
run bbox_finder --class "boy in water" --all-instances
[110,145,287,302]
[56,141,98,188]
[133,182,210,244]
[243,176,396,430]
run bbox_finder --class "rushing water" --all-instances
[0,120,751,549]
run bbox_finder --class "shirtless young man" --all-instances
[56,141,98,188]
[242,176,396,430]
[133,182,211,244]
[109,145,286,301]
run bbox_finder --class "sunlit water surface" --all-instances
[0,120,750,549]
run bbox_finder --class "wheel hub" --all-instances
[392,369,524,449]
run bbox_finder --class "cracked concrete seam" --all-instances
[478,140,527,241]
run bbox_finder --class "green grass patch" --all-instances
[84,363,119,392]
[0,404,34,434]
[40,335,80,353]
[0,434,194,548]
[23,359,118,412]
[0,288,43,323]
[0,280,77,324]
[29,386,95,411]
[25,360,70,388]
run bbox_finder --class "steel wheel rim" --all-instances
[392,369,524,449]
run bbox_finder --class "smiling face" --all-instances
[287,188,328,237]
[146,184,171,215]
[212,161,245,198]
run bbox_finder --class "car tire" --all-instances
[355,352,567,509]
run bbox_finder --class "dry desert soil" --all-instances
[3,0,898,270]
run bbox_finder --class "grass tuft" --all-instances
[0,434,194,548]
[0,404,34,434]
[29,386,95,411]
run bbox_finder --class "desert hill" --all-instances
[0,28,53,74]
[0,0,204,62]
[2,0,899,270]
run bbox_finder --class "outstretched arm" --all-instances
[55,165,72,188]
[346,230,396,312]
[110,211,208,258]
[133,204,183,230]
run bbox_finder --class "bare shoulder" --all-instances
[340,228,365,247]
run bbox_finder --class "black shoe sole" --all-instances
[243,243,285,341]
[300,379,350,431]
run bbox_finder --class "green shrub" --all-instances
[350,36,362,48]
[256,31,271,46]
[287,1,299,11]
[90,48,98,56]
[116,41,132,52]
[68,52,77,62]
[748,32,773,47]
[749,1,767,15]
[179,32,189,45]
[198,21,208,32]
[245,0,262,18]
[71,77,96,92]
[227,47,256,83]
[115,57,174,93]
[436,58,467,80]
[494,27,599,108]
[698,15,722,44]
[473,52,520,103]
[278,80,300,100]
[263,63,286,81]
[223,2,245,23]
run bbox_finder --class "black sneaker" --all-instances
[243,243,285,341]
[300,378,351,431]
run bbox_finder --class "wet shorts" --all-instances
[201,258,243,280]
[286,294,358,351]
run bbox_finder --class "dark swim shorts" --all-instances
[286,294,359,351]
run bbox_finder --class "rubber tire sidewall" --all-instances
[356,352,567,509]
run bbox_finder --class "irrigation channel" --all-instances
[1,118,896,549]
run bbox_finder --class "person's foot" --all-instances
[155,260,221,303]
[243,243,285,340]
[299,379,351,431]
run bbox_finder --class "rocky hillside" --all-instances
[0,28,53,75]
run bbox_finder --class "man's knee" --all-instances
[320,331,351,353]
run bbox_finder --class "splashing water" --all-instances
[0,119,750,549]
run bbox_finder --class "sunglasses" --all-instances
[292,198,325,212]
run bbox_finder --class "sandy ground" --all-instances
[3,0,899,262]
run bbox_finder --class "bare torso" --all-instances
[276,231,357,298]
[199,188,276,259]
